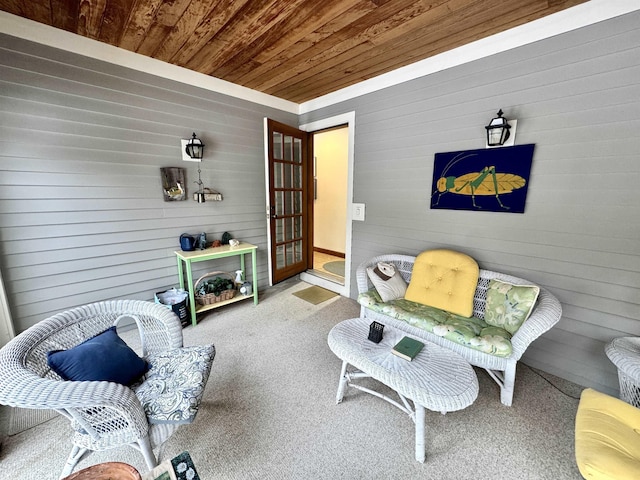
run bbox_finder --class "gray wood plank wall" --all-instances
[0,34,297,333]
[300,11,640,395]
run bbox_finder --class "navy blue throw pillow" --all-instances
[47,326,149,386]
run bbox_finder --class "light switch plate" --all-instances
[353,203,365,221]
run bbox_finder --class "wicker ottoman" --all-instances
[327,317,478,462]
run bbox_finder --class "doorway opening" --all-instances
[299,112,355,298]
[263,112,355,298]
[308,126,348,286]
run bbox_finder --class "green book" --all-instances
[391,336,424,361]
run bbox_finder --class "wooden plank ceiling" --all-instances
[1,0,587,103]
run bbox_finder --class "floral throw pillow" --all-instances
[484,279,540,334]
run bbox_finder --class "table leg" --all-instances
[415,404,425,463]
[336,361,349,404]
[184,259,197,326]
[176,256,185,289]
[251,248,258,305]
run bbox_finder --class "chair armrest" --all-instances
[0,367,141,411]
[510,286,562,360]
[0,368,149,440]
[606,337,640,381]
[109,300,183,356]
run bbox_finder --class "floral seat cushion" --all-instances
[134,344,215,425]
[358,289,512,357]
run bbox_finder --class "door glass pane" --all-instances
[275,191,284,216]
[275,219,284,243]
[293,138,302,163]
[274,161,283,188]
[276,245,285,268]
[293,165,302,188]
[273,132,282,160]
[285,218,294,241]
[283,163,292,188]
[284,192,293,215]
[284,135,292,161]
[293,240,303,262]
[294,192,302,213]
[294,216,302,238]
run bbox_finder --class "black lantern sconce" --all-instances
[181,133,206,202]
[185,132,205,160]
[485,109,512,147]
[180,132,223,203]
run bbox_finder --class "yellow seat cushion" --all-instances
[404,249,479,318]
[575,388,640,480]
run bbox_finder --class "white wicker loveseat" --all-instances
[0,300,214,478]
[356,253,562,406]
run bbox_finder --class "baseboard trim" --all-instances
[314,247,345,258]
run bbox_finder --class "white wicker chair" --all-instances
[0,300,214,478]
[356,254,562,406]
[605,337,640,407]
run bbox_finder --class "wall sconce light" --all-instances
[180,132,223,202]
[184,132,205,160]
[485,109,512,147]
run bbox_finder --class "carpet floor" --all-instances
[0,280,584,479]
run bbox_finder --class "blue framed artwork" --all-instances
[430,144,535,213]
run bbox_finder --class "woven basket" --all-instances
[194,271,236,306]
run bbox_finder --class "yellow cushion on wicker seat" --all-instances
[404,249,479,318]
[575,388,640,480]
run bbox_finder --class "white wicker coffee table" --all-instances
[327,317,479,462]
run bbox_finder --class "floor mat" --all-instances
[323,260,345,277]
[292,286,338,305]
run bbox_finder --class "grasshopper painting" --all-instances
[430,145,534,213]
[433,165,526,209]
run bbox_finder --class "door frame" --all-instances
[298,111,356,298]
